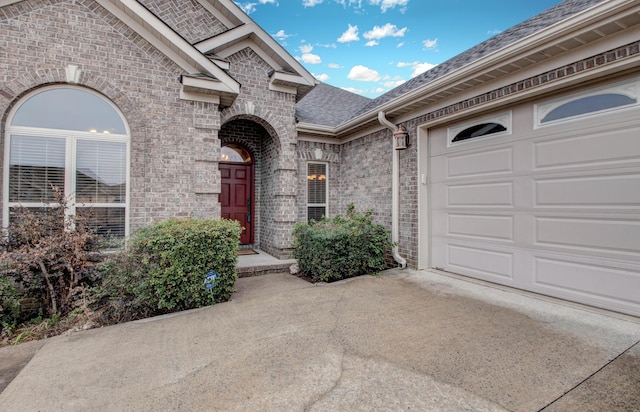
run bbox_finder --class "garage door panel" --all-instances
[448,214,514,242]
[535,173,640,208]
[536,217,640,255]
[446,147,513,178]
[433,240,514,281]
[534,127,640,171]
[447,181,514,207]
[534,256,640,310]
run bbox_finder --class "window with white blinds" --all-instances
[4,86,129,238]
[307,162,327,222]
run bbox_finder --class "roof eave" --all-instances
[334,0,638,136]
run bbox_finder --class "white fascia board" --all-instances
[180,75,225,91]
[296,122,338,137]
[97,0,239,95]
[336,0,637,134]
[195,0,238,28]
[195,23,255,54]
[269,83,297,95]
[180,90,220,104]
[210,0,253,25]
[271,71,313,87]
[0,0,21,7]
[210,58,230,71]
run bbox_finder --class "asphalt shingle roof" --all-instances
[295,82,372,127]
[296,0,607,128]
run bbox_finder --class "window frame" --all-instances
[447,111,511,147]
[534,78,639,128]
[3,85,131,237]
[306,161,328,222]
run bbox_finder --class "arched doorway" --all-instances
[219,143,254,244]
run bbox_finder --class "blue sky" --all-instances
[234,0,563,98]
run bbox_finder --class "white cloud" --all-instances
[487,29,502,36]
[317,43,337,48]
[313,73,329,81]
[396,42,405,48]
[301,53,322,64]
[337,24,359,43]
[365,40,379,47]
[328,63,342,69]
[423,38,438,50]
[347,65,380,82]
[369,0,408,13]
[236,2,257,13]
[396,61,416,68]
[341,87,366,95]
[259,0,278,3]
[303,0,323,6]
[335,0,363,6]
[272,29,291,41]
[383,79,405,87]
[375,87,386,93]
[363,23,407,40]
[299,44,314,54]
[411,62,436,77]
[397,61,437,77]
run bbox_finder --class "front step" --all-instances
[237,261,295,278]
[236,249,296,277]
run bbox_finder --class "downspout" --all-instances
[377,111,407,269]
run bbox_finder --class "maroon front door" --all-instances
[220,163,253,244]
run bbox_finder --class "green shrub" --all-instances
[292,204,395,282]
[93,218,241,324]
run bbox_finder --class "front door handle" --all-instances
[247,197,251,223]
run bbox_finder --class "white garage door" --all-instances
[429,91,640,316]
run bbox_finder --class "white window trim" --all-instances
[534,78,640,129]
[307,161,328,221]
[3,86,131,236]
[447,111,512,147]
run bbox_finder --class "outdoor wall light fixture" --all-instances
[394,125,409,150]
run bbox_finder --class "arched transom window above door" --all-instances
[221,143,252,163]
[4,86,130,239]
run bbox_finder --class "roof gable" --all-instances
[192,0,316,100]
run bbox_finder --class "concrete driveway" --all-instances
[1,269,639,411]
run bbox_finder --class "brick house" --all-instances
[1,0,639,316]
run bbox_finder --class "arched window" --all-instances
[4,87,129,238]
[536,79,639,126]
[452,122,507,143]
[448,112,511,145]
[220,143,252,163]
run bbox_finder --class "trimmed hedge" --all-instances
[292,204,395,282]
[93,218,241,323]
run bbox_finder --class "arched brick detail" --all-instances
[220,109,289,168]
[1,70,146,133]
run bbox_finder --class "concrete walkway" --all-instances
[0,269,639,411]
